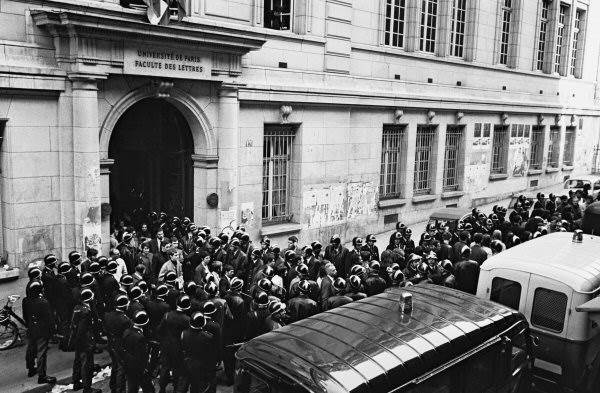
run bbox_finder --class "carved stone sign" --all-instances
[123,43,211,80]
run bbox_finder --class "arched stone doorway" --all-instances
[108,98,194,224]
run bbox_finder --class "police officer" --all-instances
[23,280,57,384]
[345,275,367,301]
[265,301,287,331]
[104,294,132,393]
[322,278,353,311]
[72,288,101,393]
[126,286,145,319]
[157,295,191,393]
[287,280,319,322]
[222,278,247,385]
[364,261,387,296]
[41,254,59,333]
[122,310,154,393]
[245,291,271,340]
[144,284,170,340]
[181,312,214,393]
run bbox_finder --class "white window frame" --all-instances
[419,0,439,53]
[535,0,551,71]
[569,8,584,77]
[383,0,408,48]
[498,0,513,65]
[449,0,467,58]
[554,3,569,75]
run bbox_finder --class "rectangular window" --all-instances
[530,126,544,170]
[419,0,438,53]
[554,3,568,74]
[264,0,293,31]
[531,288,567,332]
[536,0,551,71]
[491,277,522,310]
[414,125,436,195]
[491,125,509,174]
[563,127,575,166]
[570,9,583,76]
[499,0,512,65]
[449,0,467,57]
[384,0,407,48]
[443,126,463,191]
[262,125,295,223]
[380,125,406,199]
[547,126,561,168]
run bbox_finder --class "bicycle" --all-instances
[0,294,27,350]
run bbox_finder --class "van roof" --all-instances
[429,208,470,221]
[481,232,600,292]
[236,284,523,393]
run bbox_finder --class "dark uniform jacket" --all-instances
[121,326,149,374]
[72,303,95,350]
[364,273,387,297]
[104,310,132,358]
[322,295,352,311]
[145,297,170,339]
[324,245,349,277]
[287,296,318,322]
[181,328,215,373]
[223,291,247,344]
[157,310,190,364]
[22,295,54,338]
[454,259,480,295]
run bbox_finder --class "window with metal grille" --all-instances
[530,126,544,170]
[547,126,561,168]
[443,126,463,191]
[380,125,406,199]
[449,0,466,58]
[554,3,568,74]
[536,0,551,71]
[264,0,293,31]
[570,9,584,76]
[531,288,567,332]
[419,0,438,53]
[414,125,436,195]
[384,0,407,48]
[563,127,575,166]
[262,125,295,223]
[491,277,521,311]
[491,125,509,174]
[499,0,512,65]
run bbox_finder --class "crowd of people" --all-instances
[20,189,592,393]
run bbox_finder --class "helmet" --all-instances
[230,277,244,291]
[257,278,272,293]
[120,275,134,286]
[201,301,216,316]
[177,295,191,311]
[68,251,82,266]
[164,271,177,284]
[88,261,100,274]
[422,233,431,242]
[44,254,57,267]
[106,260,118,274]
[370,261,380,271]
[204,272,216,284]
[390,263,400,271]
[254,291,269,307]
[262,265,275,279]
[298,280,311,294]
[28,280,43,295]
[230,238,241,247]
[417,262,429,275]
[80,288,94,303]
[350,265,366,276]
[392,270,405,283]
[185,281,198,295]
[241,233,250,242]
[284,250,295,261]
[138,280,148,293]
[348,275,361,290]
[311,241,322,250]
[330,234,341,244]
[209,237,221,248]
[272,245,281,254]
[268,301,286,316]
[57,262,71,275]
[28,267,42,280]
[297,263,309,276]
[190,312,207,330]
[129,286,143,301]
[204,281,218,297]
[252,249,262,258]
[132,310,149,327]
[333,277,346,291]
[155,284,168,298]
[115,294,129,310]
[98,256,109,269]
[404,228,412,237]
[81,273,94,287]
[441,260,453,272]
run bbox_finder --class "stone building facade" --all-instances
[0,0,599,268]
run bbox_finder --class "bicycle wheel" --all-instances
[0,320,19,350]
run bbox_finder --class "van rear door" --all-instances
[483,269,530,313]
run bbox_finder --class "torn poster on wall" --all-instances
[303,182,376,228]
[219,207,237,237]
[240,202,255,228]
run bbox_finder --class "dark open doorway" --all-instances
[109,98,193,226]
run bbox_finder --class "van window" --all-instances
[531,288,567,332]
[490,277,521,310]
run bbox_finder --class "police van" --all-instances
[476,232,600,393]
[235,284,532,393]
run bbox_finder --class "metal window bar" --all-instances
[555,4,568,74]
[491,126,508,174]
[530,126,544,170]
[385,0,407,48]
[547,127,561,168]
[500,1,512,65]
[563,127,575,166]
[264,0,292,31]
[380,125,405,199]
[570,9,583,76]
[262,126,295,223]
[443,126,463,191]
[449,0,466,58]
[414,125,436,195]
[536,1,550,71]
[419,0,438,53]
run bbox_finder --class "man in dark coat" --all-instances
[454,246,480,295]
[363,261,387,297]
[222,278,247,385]
[157,295,190,393]
[23,281,57,384]
[181,312,216,393]
[318,262,337,309]
[322,278,353,311]
[122,310,154,393]
[469,232,489,266]
[104,294,132,393]
[287,280,319,322]
[71,288,101,393]
[324,235,348,279]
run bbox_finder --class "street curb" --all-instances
[22,363,111,393]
